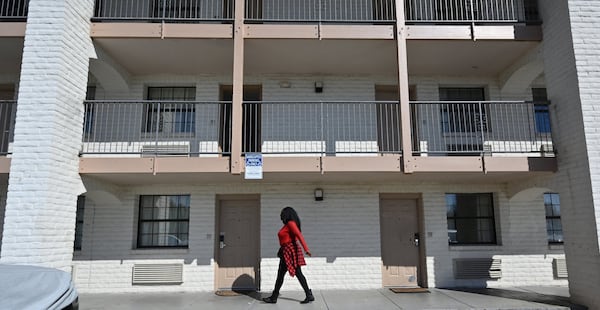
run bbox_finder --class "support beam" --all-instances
[396,1,413,173]
[230,0,245,174]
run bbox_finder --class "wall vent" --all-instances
[454,258,502,279]
[132,264,183,285]
[553,258,568,278]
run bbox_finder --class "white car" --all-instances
[0,264,79,310]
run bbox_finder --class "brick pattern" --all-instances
[0,0,95,269]
[538,1,600,307]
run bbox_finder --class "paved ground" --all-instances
[79,286,588,310]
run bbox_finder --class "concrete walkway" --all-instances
[79,286,588,310]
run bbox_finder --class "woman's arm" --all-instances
[287,220,311,256]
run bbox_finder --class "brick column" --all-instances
[539,1,600,307]
[0,0,94,270]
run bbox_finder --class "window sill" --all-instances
[449,245,501,251]
[130,248,190,255]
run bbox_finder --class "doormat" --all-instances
[390,287,430,293]
[215,290,241,296]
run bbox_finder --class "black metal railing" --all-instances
[405,0,540,24]
[242,101,402,156]
[410,100,553,156]
[93,0,234,22]
[81,100,231,157]
[0,0,28,19]
[0,101,16,156]
[244,0,396,23]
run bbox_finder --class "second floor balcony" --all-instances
[81,99,552,158]
[0,99,556,176]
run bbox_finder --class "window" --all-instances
[447,193,496,245]
[144,87,196,134]
[532,88,551,134]
[544,193,563,244]
[137,195,190,248]
[440,87,488,133]
[74,196,85,251]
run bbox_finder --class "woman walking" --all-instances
[263,206,314,304]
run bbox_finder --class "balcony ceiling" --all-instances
[93,37,539,78]
[0,38,24,76]
[407,40,540,77]
[93,38,234,75]
[245,39,398,76]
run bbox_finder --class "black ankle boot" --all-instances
[262,292,279,304]
[300,289,314,304]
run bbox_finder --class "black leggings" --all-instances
[272,258,310,294]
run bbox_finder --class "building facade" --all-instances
[0,0,598,308]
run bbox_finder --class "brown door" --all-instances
[380,198,420,287]
[216,198,260,290]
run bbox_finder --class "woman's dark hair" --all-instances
[281,206,301,231]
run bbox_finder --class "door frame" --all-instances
[214,194,261,290]
[379,193,427,288]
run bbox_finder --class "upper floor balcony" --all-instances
[90,0,541,40]
[77,99,556,181]
[92,0,538,24]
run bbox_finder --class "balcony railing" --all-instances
[242,101,402,156]
[81,100,554,158]
[0,0,28,19]
[244,0,396,23]
[410,101,554,156]
[90,0,538,24]
[81,101,231,157]
[92,0,234,22]
[405,0,539,24]
[0,101,16,156]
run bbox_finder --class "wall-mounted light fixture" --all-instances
[314,81,323,93]
[279,81,291,88]
[314,188,324,201]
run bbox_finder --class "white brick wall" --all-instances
[539,1,600,308]
[74,179,566,293]
[0,0,95,270]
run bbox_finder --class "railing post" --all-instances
[154,102,161,156]
[477,101,485,156]
[320,100,324,157]
[469,0,476,39]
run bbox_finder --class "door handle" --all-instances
[219,233,227,249]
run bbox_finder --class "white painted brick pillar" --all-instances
[0,0,94,270]
[539,1,600,308]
